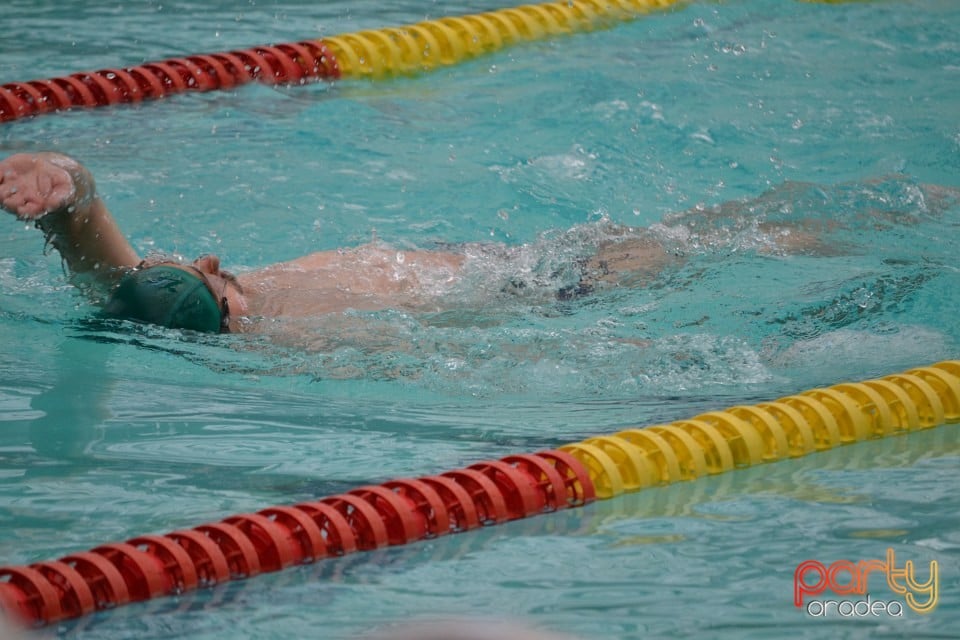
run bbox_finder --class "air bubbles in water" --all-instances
[852,288,875,310]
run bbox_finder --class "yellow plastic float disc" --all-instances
[613,428,684,483]
[754,401,816,457]
[645,424,709,479]
[582,435,657,491]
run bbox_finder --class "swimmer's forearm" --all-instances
[36,195,141,283]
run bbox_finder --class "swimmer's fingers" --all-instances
[38,164,77,216]
[0,167,34,218]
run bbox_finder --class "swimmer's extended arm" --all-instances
[0,153,141,285]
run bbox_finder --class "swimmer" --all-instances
[1,152,950,335]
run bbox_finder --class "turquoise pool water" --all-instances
[2,0,959,638]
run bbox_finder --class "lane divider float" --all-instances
[0,41,339,123]
[0,0,684,123]
[1,360,957,628]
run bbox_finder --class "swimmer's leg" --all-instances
[556,232,683,298]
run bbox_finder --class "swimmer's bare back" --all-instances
[236,245,467,322]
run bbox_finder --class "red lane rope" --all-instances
[0,40,339,123]
[0,449,593,627]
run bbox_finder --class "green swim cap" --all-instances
[102,265,223,333]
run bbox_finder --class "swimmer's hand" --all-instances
[0,152,136,281]
[0,153,90,221]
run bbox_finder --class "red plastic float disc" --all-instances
[12,82,56,114]
[418,475,481,532]
[209,52,249,85]
[185,55,235,89]
[51,76,98,107]
[319,494,389,550]
[501,454,570,511]
[292,501,358,556]
[0,580,35,626]
[0,566,62,624]
[441,469,509,524]
[127,535,199,593]
[164,529,231,585]
[258,506,327,563]
[382,478,452,538]
[231,49,275,81]
[275,42,324,80]
[92,543,167,601]
[126,66,168,99]
[31,561,96,620]
[73,72,122,105]
[7,83,48,114]
[535,449,596,505]
[0,86,30,121]
[469,460,543,518]
[95,69,142,102]
[165,58,215,91]
[349,485,426,545]
[223,513,300,571]
[305,40,341,78]
[138,63,187,91]
[28,80,72,111]
[59,551,130,609]
[253,46,304,82]
[194,523,262,579]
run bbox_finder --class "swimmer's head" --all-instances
[101,265,227,333]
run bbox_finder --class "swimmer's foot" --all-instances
[0,152,95,221]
